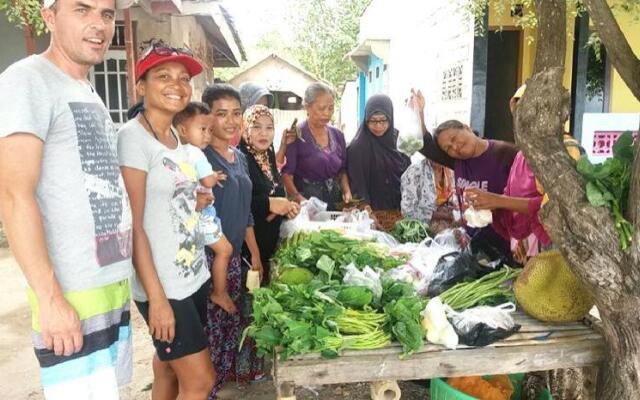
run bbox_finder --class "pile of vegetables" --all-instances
[440,267,521,311]
[392,218,431,243]
[246,228,523,360]
[242,281,392,360]
[577,131,635,251]
[274,230,404,281]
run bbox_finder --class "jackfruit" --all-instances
[514,251,593,322]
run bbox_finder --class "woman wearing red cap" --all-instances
[118,42,215,399]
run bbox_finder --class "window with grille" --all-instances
[91,51,129,125]
[111,24,125,48]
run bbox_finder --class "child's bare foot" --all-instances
[210,291,237,314]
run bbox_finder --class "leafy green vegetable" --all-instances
[392,219,432,243]
[336,286,373,309]
[439,267,521,311]
[384,296,427,356]
[278,267,314,285]
[243,282,394,360]
[576,132,634,251]
[274,230,405,280]
[316,255,336,282]
[381,278,415,306]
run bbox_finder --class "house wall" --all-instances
[133,10,214,99]
[229,57,317,99]
[387,0,475,130]
[367,54,385,97]
[608,10,640,112]
[0,14,50,72]
[340,80,359,143]
[488,1,639,112]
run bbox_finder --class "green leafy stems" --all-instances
[576,131,635,251]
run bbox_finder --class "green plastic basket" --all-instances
[430,374,551,400]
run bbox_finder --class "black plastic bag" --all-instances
[427,252,484,296]
[446,303,521,347]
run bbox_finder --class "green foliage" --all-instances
[287,0,370,90]
[336,286,373,309]
[383,296,426,356]
[392,219,432,243]
[1,0,47,36]
[464,0,586,44]
[576,132,635,251]
[242,282,390,360]
[274,230,405,281]
[278,267,314,285]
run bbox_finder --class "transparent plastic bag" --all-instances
[434,228,470,252]
[395,104,423,156]
[445,303,520,347]
[279,197,327,238]
[343,264,383,302]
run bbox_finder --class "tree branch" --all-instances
[583,0,640,101]
[514,0,624,304]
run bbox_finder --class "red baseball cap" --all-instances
[135,47,203,82]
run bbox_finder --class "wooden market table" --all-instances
[272,312,605,399]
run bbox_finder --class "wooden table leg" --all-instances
[370,380,401,400]
[276,381,296,400]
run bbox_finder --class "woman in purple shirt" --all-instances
[282,83,352,210]
[412,90,518,263]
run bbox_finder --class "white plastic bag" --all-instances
[464,206,493,228]
[445,303,519,347]
[279,197,327,238]
[387,238,456,295]
[395,104,423,156]
[420,297,459,349]
[343,264,383,302]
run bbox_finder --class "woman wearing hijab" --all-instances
[347,94,411,213]
[238,105,300,282]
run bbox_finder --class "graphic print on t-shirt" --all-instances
[455,177,489,213]
[69,102,133,267]
[162,157,205,278]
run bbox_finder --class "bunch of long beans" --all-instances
[323,330,391,351]
[335,309,386,334]
[440,267,521,311]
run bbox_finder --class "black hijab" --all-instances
[347,94,411,210]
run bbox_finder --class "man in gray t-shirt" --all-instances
[0,0,132,398]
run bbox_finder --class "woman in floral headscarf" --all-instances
[238,105,300,282]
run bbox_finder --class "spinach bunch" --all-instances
[392,219,432,243]
[577,132,635,251]
[384,296,427,356]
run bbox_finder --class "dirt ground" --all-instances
[0,248,431,399]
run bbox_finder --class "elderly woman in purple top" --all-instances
[281,82,352,210]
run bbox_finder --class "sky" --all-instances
[221,0,295,55]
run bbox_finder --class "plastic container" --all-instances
[430,374,551,400]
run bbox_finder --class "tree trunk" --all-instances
[514,0,640,398]
[23,23,36,55]
[596,305,640,399]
